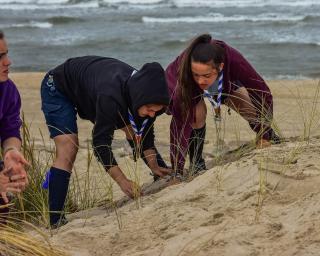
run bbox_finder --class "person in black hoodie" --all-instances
[40,56,172,228]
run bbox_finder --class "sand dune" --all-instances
[48,137,320,256]
[11,73,320,255]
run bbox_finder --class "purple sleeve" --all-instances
[0,80,22,145]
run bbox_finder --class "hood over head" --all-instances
[127,62,170,117]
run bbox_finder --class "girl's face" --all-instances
[0,38,11,82]
[191,61,224,90]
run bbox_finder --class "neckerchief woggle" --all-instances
[203,71,223,121]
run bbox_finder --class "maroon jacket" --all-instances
[165,40,273,171]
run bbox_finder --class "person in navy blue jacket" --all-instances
[41,56,172,228]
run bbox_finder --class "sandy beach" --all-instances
[10,73,320,255]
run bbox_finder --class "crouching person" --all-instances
[40,56,172,228]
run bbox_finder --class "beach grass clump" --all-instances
[11,115,147,231]
[12,114,51,226]
[0,221,67,256]
[294,81,320,142]
[10,115,115,227]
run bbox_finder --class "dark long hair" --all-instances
[0,30,4,40]
[178,34,225,118]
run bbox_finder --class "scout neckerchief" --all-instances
[128,108,148,146]
[203,71,223,121]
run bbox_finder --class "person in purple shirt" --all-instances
[0,30,28,223]
[166,34,280,174]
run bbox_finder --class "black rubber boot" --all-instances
[49,167,70,229]
[126,139,167,181]
[188,125,207,175]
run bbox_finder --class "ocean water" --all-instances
[0,0,319,79]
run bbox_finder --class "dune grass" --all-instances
[0,220,67,256]
[199,80,320,222]
[7,113,153,233]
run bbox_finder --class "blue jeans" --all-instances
[41,72,78,138]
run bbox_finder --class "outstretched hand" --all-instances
[118,178,142,199]
[0,167,26,204]
[152,167,173,178]
[256,139,271,149]
[4,149,29,190]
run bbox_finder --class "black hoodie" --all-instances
[52,56,169,170]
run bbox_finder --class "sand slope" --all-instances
[10,74,320,255]
[49,137,320,256]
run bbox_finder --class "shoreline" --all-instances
[9,71,320,82]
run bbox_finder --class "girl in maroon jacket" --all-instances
[166,34,280,174]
